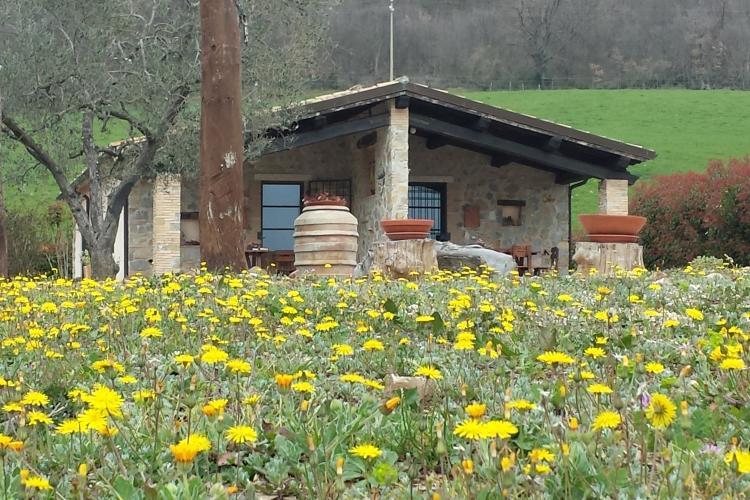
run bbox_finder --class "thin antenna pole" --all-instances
[389,0,394,80]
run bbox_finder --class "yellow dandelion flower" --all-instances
[720,358,746,370]
[483,420,519,439]
[685,308,704,321]
[23,475,52,491]
[464,402,486,419]
[349,443,382,459]
[362,339,385,352]
[645,362,665,374]
[537,351,575,365]
[227,359,252,374]
[21,391,49,407]
[226,425,258,444]
[414,365,443,380]
[170,441,199,463]
[292,381,315,394]
[506,399,536,411]
[584,347,606,359]
[27,410,53,426]
[587,383,613,395]
[645,393,676,429]
[453,419,486,440]
[592,411,621,431]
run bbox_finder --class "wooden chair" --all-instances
[268,250,295,275]
[511,245,532,276]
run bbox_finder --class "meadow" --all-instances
[1,260,750,497]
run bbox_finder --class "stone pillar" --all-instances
[114,208,126,280]
[356,100,410,256]
[375,101,410,221]
[152,175,182,274]
[73,223,83,279]
[598,179,629,215]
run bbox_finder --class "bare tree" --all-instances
[0,0,328,278]
[516,0,563,86]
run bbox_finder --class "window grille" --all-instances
[408,183,447,239]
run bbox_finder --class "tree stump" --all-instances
[370,239,438,278]
[573,242,644,276]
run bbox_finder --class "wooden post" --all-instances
[199,0,245,271]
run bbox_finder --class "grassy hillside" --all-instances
[457,89,750,223]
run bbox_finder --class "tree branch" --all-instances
[1,113,94,242]
[108,107,154,140]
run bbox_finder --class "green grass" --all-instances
[456,89,750,224]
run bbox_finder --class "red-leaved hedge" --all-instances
[631,157,750,269]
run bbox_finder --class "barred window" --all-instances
[408,183,447,239]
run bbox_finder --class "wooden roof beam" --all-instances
[265,114,389,155]
[410,113,636,182]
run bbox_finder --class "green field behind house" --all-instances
[458,89,750,229]
[4,90,750,228]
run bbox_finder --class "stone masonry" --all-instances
[125,98,576,275]
[409,135,570,271]
[597,179,629,215]
[127,181,154,275]
[152,174,181,274]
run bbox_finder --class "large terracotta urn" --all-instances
[578,214,647,243]
[293,203,359,276]
[380,219,434,241]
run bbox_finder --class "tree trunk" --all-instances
[199,0,246,272]
[0,168,7,278]
[89,240,118,280]
[0,90,7,277]
[368,239,438,278]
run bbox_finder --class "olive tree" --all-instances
[0,0,328,278]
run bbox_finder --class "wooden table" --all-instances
[245,247,269,268]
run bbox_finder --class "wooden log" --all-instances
[573,242,644,276]
[370,239,438,278]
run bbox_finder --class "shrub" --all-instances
[631,157,750,269]
[6,202,72,276]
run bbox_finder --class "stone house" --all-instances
[72,79,655,278]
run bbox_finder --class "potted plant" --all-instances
[303,192,348,207]
[380,219,434,241]
[578,214,647,243]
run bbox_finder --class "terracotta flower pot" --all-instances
[578,214,647,242]
[380,219,433,241]
[303,199,348,207]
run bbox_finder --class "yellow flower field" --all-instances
[0,258,749,498]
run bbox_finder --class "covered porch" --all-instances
[133,79,654,276]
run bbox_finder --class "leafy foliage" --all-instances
[632,157,750,268]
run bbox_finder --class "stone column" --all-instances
[114,208,126,280]
[373,101,410,221]
[598,179,629,215]
[152,175,182,274]
[73,223,83,279]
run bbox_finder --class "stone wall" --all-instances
[409,135,570,271]
[127,181,154,275]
